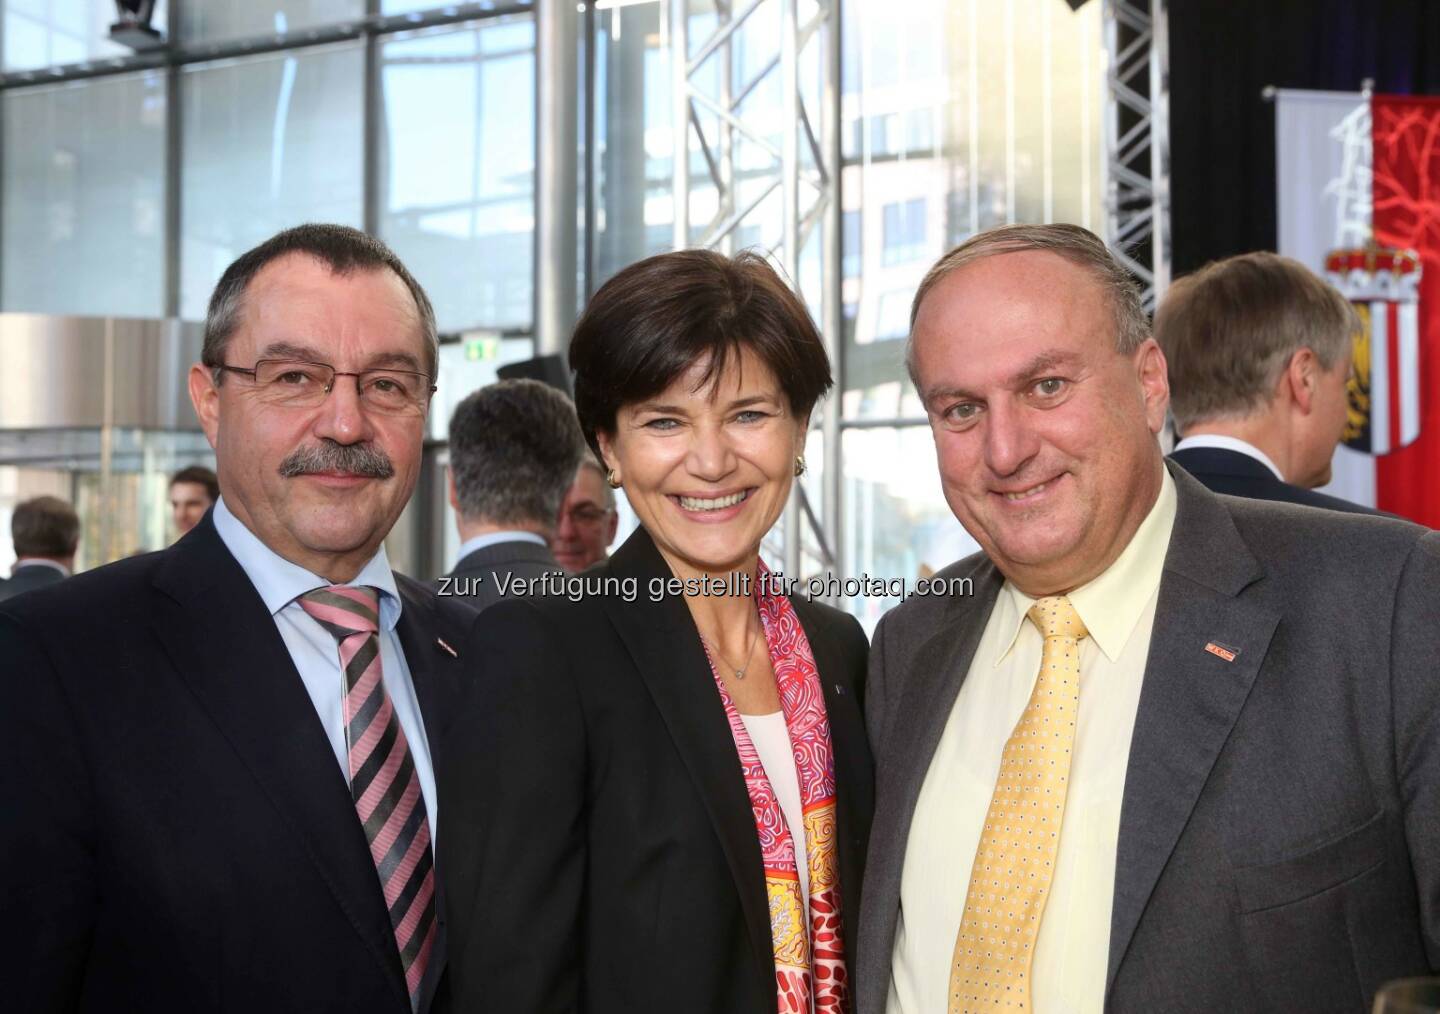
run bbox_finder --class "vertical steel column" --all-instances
[670,0,690,250]
[582,1,597,297]
[163,64,182,317]
[821,0,843,586]
[163,2,185,318]
[536,0,580,354]
[779,0,802,579]
[362,0,382,239]
[1148,0,1171,297]
[717,0,735,255]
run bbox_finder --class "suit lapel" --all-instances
[1106,466,1278,996]
[393,581,469,754]
[875,560,1003,861]
[393,578,473,1014]
[600,530,774,1005]
[860,556,1002,1011]
[150,518,411,1011]
[793,597,872,967]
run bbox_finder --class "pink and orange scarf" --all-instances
[703,561,848,1014]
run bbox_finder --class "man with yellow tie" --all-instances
[855,224,1440,1013]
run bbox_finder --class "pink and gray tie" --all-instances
[298,585,435,1011]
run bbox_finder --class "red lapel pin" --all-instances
[1204,641,1238,662]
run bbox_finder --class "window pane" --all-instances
[378,16,536,333]
[3,0,169,72]
[841,425,979,632]
[2,71,166,317]
[840,0,1105,419]
[180,43,365,320]
[179,0,362,45]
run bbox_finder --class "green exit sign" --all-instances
[464,337,500,361]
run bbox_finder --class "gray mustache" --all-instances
[278,441,395,480]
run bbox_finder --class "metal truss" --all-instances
[1103,0,1171,310]
[668,0,841,582]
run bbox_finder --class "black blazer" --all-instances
[0,513,481,1014]
[1169,446,1382,515]
[440,527,875,1014]
[0,561,67,601]
[439,539,562,613]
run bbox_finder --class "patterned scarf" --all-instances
[703,560,848,1014]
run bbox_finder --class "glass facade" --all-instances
[378,16,536,333]
[179,1,362,45]
[1,70,166,317]
[180,42,366,320]
[3,0,169,71]
[0,0,1104,589]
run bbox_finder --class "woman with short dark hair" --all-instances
[442,249,873,1014]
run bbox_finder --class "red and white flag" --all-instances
[1275,91,1440,526]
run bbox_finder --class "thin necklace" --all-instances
[701,619,763,680]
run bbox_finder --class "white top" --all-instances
[740,711,811,912]
[1173,433,1285,480]
[887,471,1178,1014]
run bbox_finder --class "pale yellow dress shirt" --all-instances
[886,471,1177,1014]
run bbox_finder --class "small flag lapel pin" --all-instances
[1204,641,1238,662]
[437,638,458,658]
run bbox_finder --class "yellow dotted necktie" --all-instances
[948,595,1088,1013]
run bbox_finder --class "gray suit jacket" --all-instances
[0,562,67,602]
[438,539,561,613]
[857,464,1439,1013]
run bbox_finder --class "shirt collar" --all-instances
[456,530,547,561]
[992,468,1178,666]
[13,558,70,577]
[212,496,401,630]
[1173,434,1284,480]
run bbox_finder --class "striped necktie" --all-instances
[298,585,435,1011]
[948,595,1087,1013]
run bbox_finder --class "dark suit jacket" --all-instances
[440,527,875,1014]
[0,514,481,1014]
[1170,445,1382,515]
[438,538,561,612]
[856,464,1439,1013]
[0,560,68,602]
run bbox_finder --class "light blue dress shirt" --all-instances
[455,529,547,562]
[212,496,438,837]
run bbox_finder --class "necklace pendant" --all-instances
[734,668,746,680]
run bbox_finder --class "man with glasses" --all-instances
[0,224,480,1014]
[439,379,586,612]
[553,454,621,573]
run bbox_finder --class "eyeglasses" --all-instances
[563,504,614,528]
[214,359,436,415]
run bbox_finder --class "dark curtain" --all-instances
[1167,0,1440,276]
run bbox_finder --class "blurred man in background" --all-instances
[1155,251,1376,513]
[168,464,219,536]
[0,496,79,602]
[441,379,586,611]
[553,454,619,572]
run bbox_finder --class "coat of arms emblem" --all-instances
[1324,246,1424,455]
